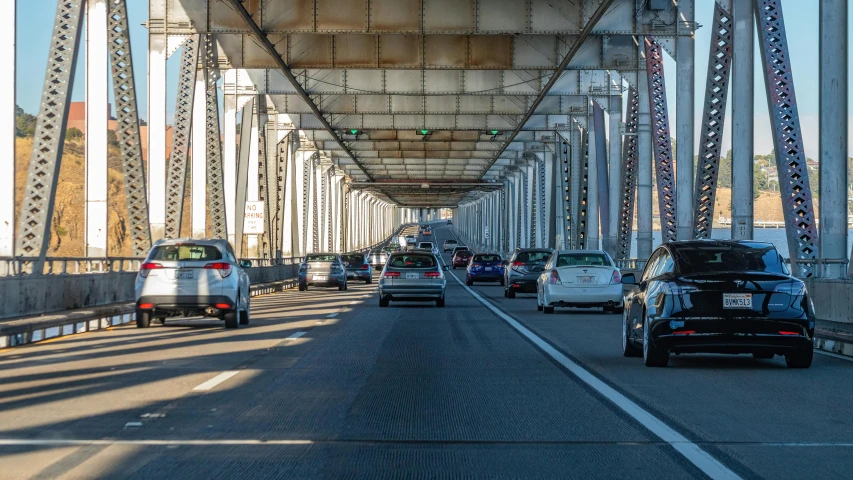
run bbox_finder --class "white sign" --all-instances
[244,201,265,234]
[484,225,490,240]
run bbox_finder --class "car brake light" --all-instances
[611,269,621,284]
[549,270,561,284]
[672,330,696,335]
[139,262,163,278]
[384,271,400,278]
[204,262,232,278]
[779,331,800,336]
[425,272,441,277]
[361,264,369,270]
[138,303,154,309]
[215,303,232,309]
[775,282,806,296]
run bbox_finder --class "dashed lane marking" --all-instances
[192,371,240,392]
[286,331,306,340]
[326,313,339,318]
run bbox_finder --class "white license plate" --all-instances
[176,269,194,280]
[406,272,420,279]
[312,275,328,281]
[723,293,752,309]
[578,276,595,284]
[485,267,493,271]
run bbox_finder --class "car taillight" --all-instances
[384,271,400,278]
[138,303,154,309]
[779,331,800,336]
[139,262,163,278]
[775,282,806,296]
[549,270,561,284]
[204,262,232,278]
[361,264,369,270]
[425,272,441,277]
[611,269,621,284]
[215,303,232,309]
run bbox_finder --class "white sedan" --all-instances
[536,250,624,314]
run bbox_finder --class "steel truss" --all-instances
[592,102,610,250]
[275,136,290,257]
[326,167,334,250]
[578,128,590,250]
[616,86,640,260]
[755,0,819,275]
[538,154,547,247]
[106,0,151,256]
[319,164,328,251]
[165,35,200,239]
[644,37,678,244]
[234,98,255,257]
[256,111,272,258]
[16,0,85,262]
[312,157,320,253]
[301,153,312,254]
[200,34,227,240]
[262,121,279,258]
[693,3,733,239]
[559,137,571,250]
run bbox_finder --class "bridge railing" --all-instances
[0,257,144,276]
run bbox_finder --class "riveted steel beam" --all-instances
[693,3,733,239]
[644,36,677,244]
[234,97,254,257]
[616,85,639,260]
[755,0,819,276]
[200,34,228,240]
[16,0,85,264]
[593,101,610,253]
[107,0,151,256]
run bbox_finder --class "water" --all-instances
[626,228,853,260]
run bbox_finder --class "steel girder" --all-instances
[234,98,254,257]
[256,112,272,258]
[643,37,677,244]
[107,0,151,256]
[302,153,312,253]
[501,181,509,252]
[165,35,200,239]
[754,0,818,276]
[275,137,291,258]
[312,157,320,252]
[615,85,639,260]
[592,101,610,252]
[326,168,334,250]
[319,164,328,251]
[559,137,571,250]
[693,3,733,239]
[16,0,85,262]
[521,168,529,248]
[202,34,228,240]
[537,154,547,246]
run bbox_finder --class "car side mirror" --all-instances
[443,265,450,271]
[240,260,252,268]
[621,273,636,285]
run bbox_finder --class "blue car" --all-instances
[466,253,506,286]
[342,253,373,284]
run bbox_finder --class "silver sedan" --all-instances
[379,251,448,307]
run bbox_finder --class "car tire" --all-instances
[366,277,372,284]
[503,289,507,297]
[135,309,151,328]
[499,279,505,286]
[379,296,390,308]
[239,309,250,325]
[611,306,625,314]
[543,305,555,314]
[622,309,642,357]
[785,344,813,368]
[507,288,516,299]
[339,283,346,291]
[537,304,543,311]
[466,278,474,287]
[157,316,167,325]
[224,311,239,329]
[642,313,669,367]
[436,297,445,308]
[299,282,307,291]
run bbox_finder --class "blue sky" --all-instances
[15,0,852,158]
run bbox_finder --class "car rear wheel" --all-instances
[543,305,555,314]
[785,344,813,368]
[379,296,390,308]
[224,311,239,329]
[642,313,668,367]
[239,309,250,325]
[135,309,151,328]
[466,278,474,286]
[339,283,346,291]
[499,279,505,286]
[622,310,642,357]
[507,288,516,299]
[436,297,445,308]
[365,277,372,284]
[299,282,307,291]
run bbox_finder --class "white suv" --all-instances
[418,242,439,255]
[134,239,251,329]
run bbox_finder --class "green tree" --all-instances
[15,105,37,137]
[66,127,83,141]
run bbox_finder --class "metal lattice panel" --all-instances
[107,0,151,256]
[644,37,678,244]
[302,154,312,254]
[755,0,819,275]
[319,166,328,251]
[578,129,590,250]
[165,35,199,238]
[538,154,547,246]
[312,158,320,252]
[16,0,85,259]
[560,139,571,250]
[275,137,290,256]
[693,3,733,239]
[501,184,509,253]
[326,168,334,250]
[616,86,640,260]
[202,35,227,240]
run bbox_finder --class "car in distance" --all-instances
[466,253,506,286]
[504,248,553,298]
[379,251,449,307]
[367,249,388,268]
[423,227,432,236]
[404,235,418,250]
[450,246,470,257]
[298,253,348,291]
[418,241,439,255]
[621,240,815,368]
[134,239,251,329]
[536,250,622,314]
[342,252,373,283]
[442,239,458,252]
[452,249,474,269]
[447,219,453,225]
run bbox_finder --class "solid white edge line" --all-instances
[814,350,853,362]
[286,331,306,340]
[447,271,742,480]
[192,371,240,392]
[326,313,339,318]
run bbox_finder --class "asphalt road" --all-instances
[1,223,852,479]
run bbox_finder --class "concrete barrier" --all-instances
[805,278,853,325]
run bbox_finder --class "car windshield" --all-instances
[342,254,365,264]
[418,243,433,248]
[387,254,437,268]
[150,245,222,261]
[474,254,501,262]
[305,254,337,262]
[516,251,551,263]
[556,253,609,267]
[673,243,787,274]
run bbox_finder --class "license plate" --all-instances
[578,276,595,284]
[406,272,420,279]
[723,293,752,309]
[176,269,194,280]
[313,275,328,281]
[485,267,493,271]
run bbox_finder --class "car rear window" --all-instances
[150,245,222,261]
[387,254,437,268]
[306,254,337,262]
[516,251,551,263]
[673,243,787,274]
[556,254,609,267]
[455,249,472,256]
[342,254,365,264]
[474,254,501,262]
[418,243,433,248]
[445,240,457,244]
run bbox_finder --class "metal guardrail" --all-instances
[614,258,648,271]
[0,257,144,276]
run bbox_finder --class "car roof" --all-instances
[555,249,608,255]
[664,239,775,250]
[153,238,229,247]
[514,248,552,252]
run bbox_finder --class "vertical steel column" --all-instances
[147,25,166,241]
[276,138,290,257]
[523,162,532,248]
[593,102,609,252]
[558,137,570,250]
[257,117,273,258]
[541,152,552,248]
[587,116,600,251]
[501,182,509,253]
[234,98,254,257]
[608,85,623,254]
[616,86,639,260]
[731,0,754,241]
[301,153,312,253]
[85,0,108,257]
[637,69,654,260]
[820,0,849,278]
[644,37,677,244]
[676,0,696,241]
[190,53,207,239]
[16,0,85,264]
[755,0,819,276]
[246,100,264,258]
[0,0,14,258]
[223,71,238,245]
[514,174,522,250]
[340,182,349,252]
[693,2,733,239]
[574,127,590,250]
[107,0,151,256]
[164,35,200,239]
[311,158,320,252]
[202,35,227,240]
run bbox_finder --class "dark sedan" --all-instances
[621,240,815,368]
[466,253,506,286]
[503,248,553,298]
[452,249,474,269]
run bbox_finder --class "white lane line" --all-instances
[326,313,339,318]
[124,422,143,428]
[192,371,240,392]
[286,331,306,340]
[447,272,742,480]
[0,439,313,446]
[815,350,853,362]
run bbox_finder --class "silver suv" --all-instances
[134,239,251,329]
